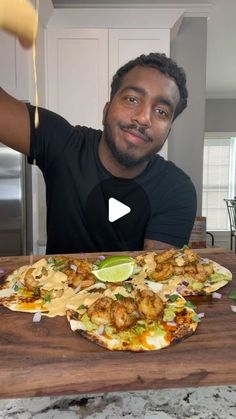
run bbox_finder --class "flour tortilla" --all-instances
[164,260,232,296]
[135,252,232,296]
[0,258,76,317]
[66,282,199,352]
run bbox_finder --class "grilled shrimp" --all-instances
[23,268,40,291]
[183,248,200,263]
[193,262,214,282]
[64,269,96,290]
[137,289,164,320]
[73,273,96,290]
[184,265,197,275]
[150,263,174,281]
[111,298,138,330]
[154,248,177,264]
[173,266,185,275]
[87,297,113,325]
[70,258,92,273]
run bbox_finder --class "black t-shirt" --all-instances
[27,105,197,254]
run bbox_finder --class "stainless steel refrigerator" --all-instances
[0,143,33,256]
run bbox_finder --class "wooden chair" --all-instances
[224,199,236,252]
[189,216,214,248]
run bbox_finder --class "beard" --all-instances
[103,117,166,168]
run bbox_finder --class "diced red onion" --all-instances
[182,280,189,286]
[231,305,236,313]
[70,264,77,272]
[212,292,222,299]
[97,255,106,260]
[177,285,187,293]
[74,285,81,293]
[0,269,5,274]
[197,312,205,318]
[201,258,210,264]
[167,321,177,326]
[33,312,42,322]
[88,283,106,290]
[97,325,105,335]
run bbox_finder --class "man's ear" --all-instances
[166,127,171,138]
[102,102,110,125]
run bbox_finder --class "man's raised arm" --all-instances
[0,87,30,155]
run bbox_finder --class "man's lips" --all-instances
[120,127,151,144]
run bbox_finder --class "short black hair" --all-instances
[110,52,188,120]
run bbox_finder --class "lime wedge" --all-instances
[92,262,134,283]
[98,255,134,269]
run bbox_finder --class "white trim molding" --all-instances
[48,8,185,34]
[52,2,211,18]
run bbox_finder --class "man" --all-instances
[0,51,196,254]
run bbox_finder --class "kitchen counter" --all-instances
[0,249,235,402]
[0,386,235,418]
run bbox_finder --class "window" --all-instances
[202,135,236,230]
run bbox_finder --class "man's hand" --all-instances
[18,37,32,49]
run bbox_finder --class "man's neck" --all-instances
[98,135,148,179]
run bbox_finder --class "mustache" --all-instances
[119,123,153,143]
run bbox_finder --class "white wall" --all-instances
[205,99,236,132]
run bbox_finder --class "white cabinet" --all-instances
[0,31,30,100]
[46,29,108,129]
[46,28,170,132]
[109,29,170,91]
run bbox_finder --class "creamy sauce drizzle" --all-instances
[32,0,39,129]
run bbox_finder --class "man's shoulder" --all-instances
[74,125,102,143]
[151,155,191,182]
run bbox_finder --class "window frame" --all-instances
[203,132,236,232]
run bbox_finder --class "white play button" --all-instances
[108,197,131,222]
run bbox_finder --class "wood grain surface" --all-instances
[0,249,235,399]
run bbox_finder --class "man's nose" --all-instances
[131,104,152,127]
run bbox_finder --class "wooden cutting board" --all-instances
[0,249,235,399]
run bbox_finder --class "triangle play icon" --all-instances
[108,197,131,222]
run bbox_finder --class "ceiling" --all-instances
[51,0,236,99]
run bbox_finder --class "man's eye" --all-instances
[155,108,168,117]
[125,96,138,103]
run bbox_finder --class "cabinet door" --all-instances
[46,29,108,129]
[109,29,170,158]
[0,31,30,100]
[109,29,170,86]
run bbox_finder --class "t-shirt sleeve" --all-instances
[27,104,74,173]
[145,178,197,247]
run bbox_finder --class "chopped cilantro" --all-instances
[13,284,19,291]
[123,283,133,293]
[115,293,126,300]
[169,294,179,302]
[229,290,236,301]
[43,293,51,303]
[33,287,41,297]
[77,304,86,310]
[115,293,134,301]
[192,314,201,322]
[185,301,196,310]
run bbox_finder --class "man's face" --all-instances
[103,66,180,168]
